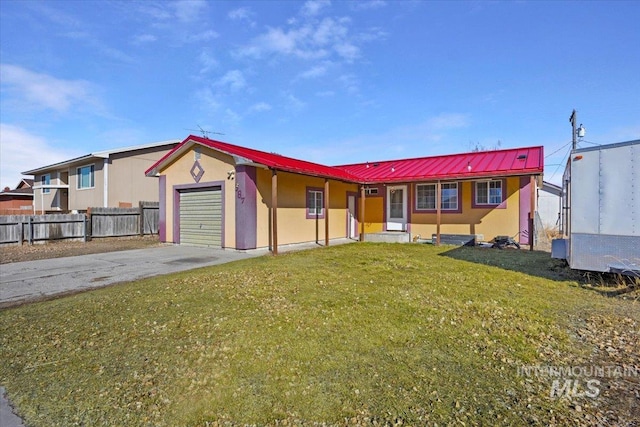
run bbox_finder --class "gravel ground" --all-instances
[0,236,163,264]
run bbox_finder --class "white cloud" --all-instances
[26,1,82,28]
[215,70,247,92]
[198,50,219,74]
[357,27,388,42]
[338,74,359,94]
[302,0,331,17]
[0,124,80,189]
[184,30,219,43]
[299,65,328,79]
[334,42,359,61]
[194,87,221,112]
[0,64,100,114]
[248,102,272,113]
[313,17,348,44]
[173,0,208,23]
[228,7,256,27]
[236,16,357,62]
[351,0,387,11]
[285,92,306,111]
[135,1,216,44]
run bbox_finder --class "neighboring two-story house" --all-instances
[23,140,180,213]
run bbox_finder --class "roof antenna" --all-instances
[185,125,225,139]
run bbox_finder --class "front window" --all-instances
[306,188,324,218]
[77,165,95,189]
[476,180,502,205]
[415,183,458,210]
[41,174,50,194]
[441,183,458,210]
[416,184,436,210]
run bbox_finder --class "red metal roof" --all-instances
[146,136,543,183]
[146,135,361,182]
[336,146,544,183]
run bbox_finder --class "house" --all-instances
[146,135,544,252]
[23,140,180,213]
[537,181,562,232]
[0,179,34,215]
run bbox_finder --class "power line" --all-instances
[548,145,572,182]
[545,141,572,159]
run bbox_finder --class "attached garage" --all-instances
[178,187,222,247]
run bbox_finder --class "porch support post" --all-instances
[271,169,278,255]
[529,175,535,251]
[436,181,442,245]
[324,179,330,247]
[359,185,366,241]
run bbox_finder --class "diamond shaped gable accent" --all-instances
[190,160,204,183]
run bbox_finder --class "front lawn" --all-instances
[1,243,638,425]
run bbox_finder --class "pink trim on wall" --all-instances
[235,166,257,250]
[519,177,531,245]
[159,175,166,242]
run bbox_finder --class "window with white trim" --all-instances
[365,187,379,195]
[307,188,324,218]
[475,180,502,205]
[441,183,458,210]
[416,184,436,210]
[77,165,95,189]
[415,182,458,210]
[41,174,51,194]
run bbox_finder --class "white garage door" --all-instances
[179,187,222,247]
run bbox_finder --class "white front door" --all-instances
[347,195,357,239]
[386,185,407,231]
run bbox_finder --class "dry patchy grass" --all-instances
[1,243,638,426]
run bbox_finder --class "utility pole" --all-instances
[569,109,577,150]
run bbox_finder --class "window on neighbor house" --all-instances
[416,183,458,210]
[475,180,503,205]
[306,188,324,218]
[77,165,95,189]
[41,174,50,194]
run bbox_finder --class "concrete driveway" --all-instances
[0,245,266,307]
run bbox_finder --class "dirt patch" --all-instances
[0,236,163,264]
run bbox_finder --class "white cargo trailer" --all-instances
[552,139,640,274]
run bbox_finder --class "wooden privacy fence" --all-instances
[90,202,159,237]
[0,202,159,245]
[0,214,87,245]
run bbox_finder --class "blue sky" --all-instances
[1,0,639,189]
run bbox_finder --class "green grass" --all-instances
[1,243,637,426]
